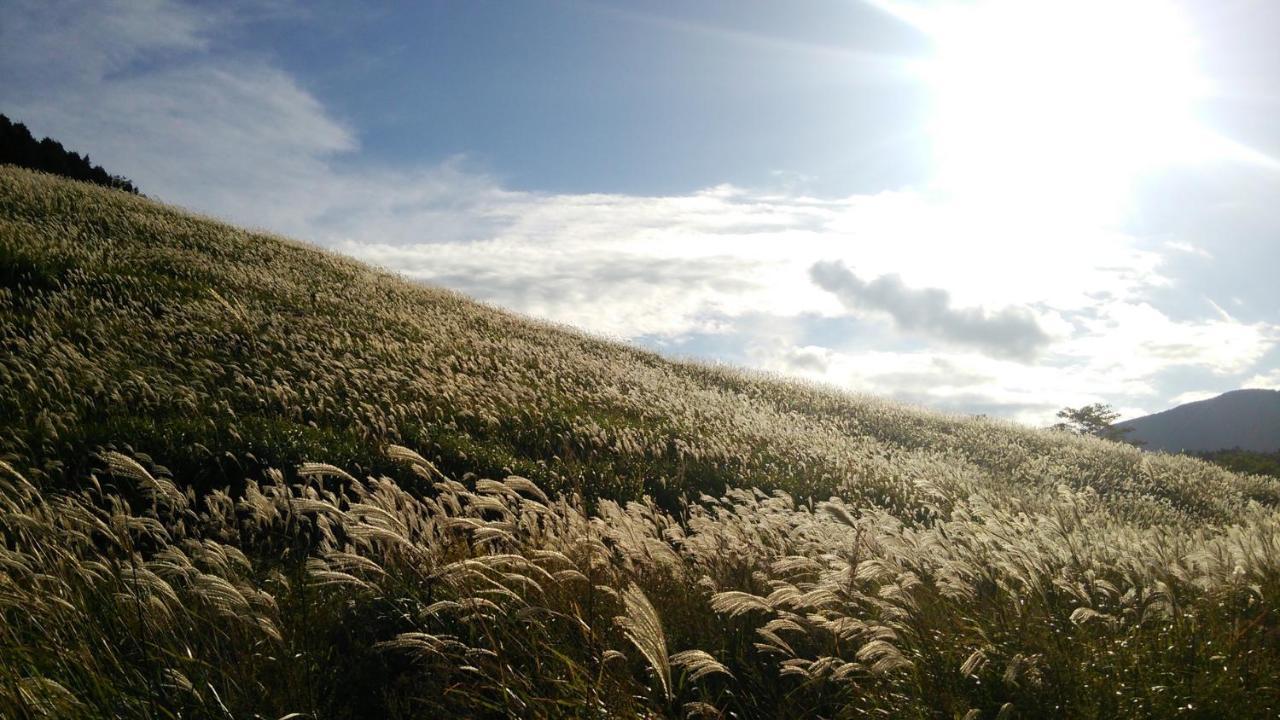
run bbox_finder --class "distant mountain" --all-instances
[1117,389,1280,453]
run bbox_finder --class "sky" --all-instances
[3,0,1279,425]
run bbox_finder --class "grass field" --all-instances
[2,166,1279,718]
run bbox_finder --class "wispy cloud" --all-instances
[0,0,213,87]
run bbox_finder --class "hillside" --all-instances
[1118,389,1280,453]
[2,166,1280,718]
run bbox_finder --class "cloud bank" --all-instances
[809,261,1051,360]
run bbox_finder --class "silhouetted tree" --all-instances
[1051,403,1140,444]
[0,113,139,194]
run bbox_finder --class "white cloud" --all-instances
[1059,301,1274,378]
[1165,240,1213,258]
[1168,389,1222,405]
[1246,369,1280,390]
[4,0,1277,425]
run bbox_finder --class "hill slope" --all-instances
[1118,389,1280,453]
[0,167,1267,522]
[2,167,1280,718]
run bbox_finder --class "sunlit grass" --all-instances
[2,167,1279,717]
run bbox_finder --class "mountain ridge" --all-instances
[1118,388,1280,453]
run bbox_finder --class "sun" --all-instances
[884,0,1218,219]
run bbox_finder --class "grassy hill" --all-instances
[2,166,1279,718]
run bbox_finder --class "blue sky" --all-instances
[4,0,1279,425]
[219,0,932,195]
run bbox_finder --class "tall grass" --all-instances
[2,449,1279,717]
[2,166,1280,716]
[2,167,1271,524]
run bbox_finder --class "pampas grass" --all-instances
[2,167,1280,717]
[2,445,1278,717]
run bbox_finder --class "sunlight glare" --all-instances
[918,0,1213,218]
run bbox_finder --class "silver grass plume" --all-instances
[616,583,672,701]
